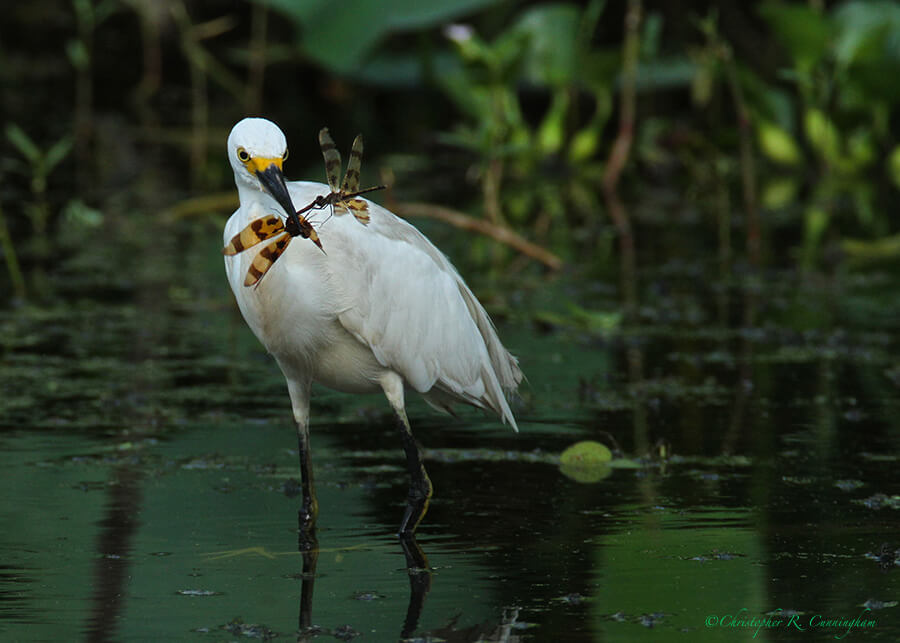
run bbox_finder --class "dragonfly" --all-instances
[222,127,385,288]
[222,211,322,288]
[302,127,386,226]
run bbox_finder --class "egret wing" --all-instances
[364,207,522,399]
[335,207,521,428]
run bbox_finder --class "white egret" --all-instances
[223,117,522,535]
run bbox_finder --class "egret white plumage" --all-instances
[223,117,522,535]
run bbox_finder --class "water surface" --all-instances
[1,225,899,641]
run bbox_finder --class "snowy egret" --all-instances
[223,117,522,535]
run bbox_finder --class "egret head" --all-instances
[227,117,295,219]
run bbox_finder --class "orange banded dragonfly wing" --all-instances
[223,212,323,288]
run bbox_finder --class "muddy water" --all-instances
[1,224,899,641]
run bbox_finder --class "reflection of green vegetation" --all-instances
[592,518,766,641]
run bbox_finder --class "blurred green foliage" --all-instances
[3,0,900,302]
[257,0,503,74]
[437,3,615,233]
[755,1,900,265]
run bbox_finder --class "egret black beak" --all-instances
[255,162,304,233]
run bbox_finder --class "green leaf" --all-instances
[437,68,491,121]
[561,440,612,465]
[581,49,620,91]
[569,89,612,162]
[761,178,799,210]
[830,2,900,103]
[66,39,90,70]
[887,145,900,188]
[566,303,621,332]
[640,10,664,60]
[845,130,875,171]
[256,0,503,74]
[803,108,841,164]
[507,4,581,86]
[832,0,900,68]
[71,0,94,29]
[45,137,73,173]
[351,50,458,87]
[560,440,613,483]
[63,199,104,228]
[5,124,41,164]
[690,52,715,106]
[536,90,569,154]
[633,57,697,91]
[802,205,829,267]
[758,2,831,70]
[756,120,802,165]
[95,0,121,25]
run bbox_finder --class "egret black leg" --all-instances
[396,414,433,535]
[297,424,318,531]
[297,515,318,635]
[398,533,431,639]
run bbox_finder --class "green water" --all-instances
[1,221,899,642]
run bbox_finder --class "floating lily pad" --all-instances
[559,440,613,483]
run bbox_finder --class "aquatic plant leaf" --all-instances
[5,124,41,163]
[560,440,613,483]
[45,137,73,173]
[506,4,582,86]
[257,0,502,74]
[832,0,900,68]
[760,178,799,210]
[756,121,801,166]
[888,145,900,188]
[803,108,841,165]
[758,2,832,70]
[560,440,612,465]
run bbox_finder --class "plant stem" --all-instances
[723,47,761,267]
[133,2,162,128]
[73,0,94,194]
[391,201,563,271]
[483,157,504,225]
[602,0,641,318]
[602,0,640,195]
[172,0,209,189]
[245,3,268,114]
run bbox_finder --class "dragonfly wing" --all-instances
[346,199,370,224]
[245,233,291,287]
[223,216,285,255]
[341,134,363,193]
[318,128,341,194]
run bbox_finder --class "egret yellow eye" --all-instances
[237,147,251,163]
[282,148,289,162]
